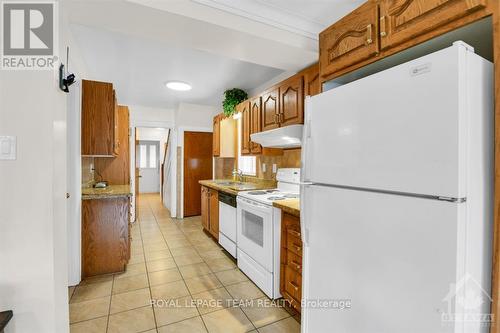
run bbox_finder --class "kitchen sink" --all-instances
[214,181,242,186]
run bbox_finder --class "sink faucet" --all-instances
[232,169,243,182]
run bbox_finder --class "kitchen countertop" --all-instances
[199,179,274,196]
[273,198,300,217]
[82,185,132,200]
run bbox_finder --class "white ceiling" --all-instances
[71,24,283,109]
[65,0,363,109]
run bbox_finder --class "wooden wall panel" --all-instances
[94,106,130,185]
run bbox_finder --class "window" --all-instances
[237,118,256,176]
[137,141,159,169]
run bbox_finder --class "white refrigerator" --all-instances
[300,41,493,333]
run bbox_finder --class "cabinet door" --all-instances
[379,0,487,50]
[239,101,251,155]
[81,80,115,156]
[250,97,262,154]
[319,2,378,78]
[213,115,221,157]
[209,190,219,240]
[279,75,304,127]
[302,63,320,97]
[261,87,280,131]
[201,187,210,231]
[113,91,119,155]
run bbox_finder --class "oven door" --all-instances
[236,197,274,272]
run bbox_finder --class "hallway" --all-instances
[69,194,300,333]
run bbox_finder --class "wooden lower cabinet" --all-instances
[82,197,130,278]
[280,211,302,312]
[201,185,219,240]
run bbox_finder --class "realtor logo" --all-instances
[1,1,57,70]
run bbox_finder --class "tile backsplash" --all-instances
[82,157,95,187]
[257,148,301,180]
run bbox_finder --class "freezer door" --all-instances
[301,185,489,333]
[303,43,480,198]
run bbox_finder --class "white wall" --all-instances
[130,105,175,124]
[175,102,219,129]
[0,40,69,333]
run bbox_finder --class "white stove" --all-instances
[236,168,300,299]
[237,168,301,205]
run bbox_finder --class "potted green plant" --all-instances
[222,88,248,117]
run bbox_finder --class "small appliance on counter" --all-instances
[93,181,108,188]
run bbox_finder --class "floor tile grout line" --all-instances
[105,274,115,332]
[141,195,161,331]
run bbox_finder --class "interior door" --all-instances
[301,184,464,333]
[183,131,213,217]
[134,129,139,220]
[137,140,160,193]
[304,44,463,198]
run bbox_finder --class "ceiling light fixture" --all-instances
[165,81,192,91]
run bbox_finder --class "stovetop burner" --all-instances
[283,193,299,198]
[267,196,285,201]
[248,191,267,195]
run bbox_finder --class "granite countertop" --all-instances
[199,179,274,196]
[273,198,300,217]
[82,185,132,200]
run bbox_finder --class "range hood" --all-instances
[250,124,303,148]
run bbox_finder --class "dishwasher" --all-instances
[218,192,237,258]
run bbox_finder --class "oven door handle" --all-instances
[237,197,272,213]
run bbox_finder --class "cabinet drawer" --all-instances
[284,266,302,302]
[319,1,378,79]
[286,230,303,256]
[286,250,302,273]
[379,0,487,51]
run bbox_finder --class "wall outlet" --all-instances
[0,136,16,160]
[272,164,277,173]
[262,163,266,172]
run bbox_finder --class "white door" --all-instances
[236,198,274,271]
[303,43,472,198]
[137,140,160,193]
[301,184,472,333]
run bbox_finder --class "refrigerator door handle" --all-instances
[300,184,309,246]
[301,97,312,184]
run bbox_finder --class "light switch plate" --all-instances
[262,163,266,172]
[0,136,16,160]
[272,163,277,173]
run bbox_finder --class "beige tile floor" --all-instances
[69,193,301,333]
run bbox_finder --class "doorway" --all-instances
[135,128,170,198]
[183,131,213,217]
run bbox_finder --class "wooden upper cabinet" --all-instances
[239,101,251,155]
[279,75,304,127]
[250,97,262,154]
[113,91,119,156]
[213,115,221,157]
[379,0,487,50]
[319,2,378,79]
[302,63,320,96]
[261,87,280,131]
[82,80,116,156]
